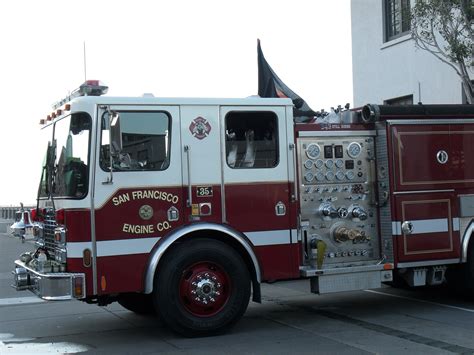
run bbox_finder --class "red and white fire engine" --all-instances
[13,80,474,336]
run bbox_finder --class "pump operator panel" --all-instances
[297,132,381,267]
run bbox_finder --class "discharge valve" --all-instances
[319,203,338,219]
[350,206,368,221]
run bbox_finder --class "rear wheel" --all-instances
[154,238,251,337]
[118,293,156,315]
[466,241,474,293]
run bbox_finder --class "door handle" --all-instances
[184,145,192,208]
[401,221,414,235]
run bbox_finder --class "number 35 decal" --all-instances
[196,186,213,197]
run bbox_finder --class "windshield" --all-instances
[38,112,91,199]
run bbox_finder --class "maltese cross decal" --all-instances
[189,117,211,140]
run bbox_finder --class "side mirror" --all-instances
[109,111,122,156]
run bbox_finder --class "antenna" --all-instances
[418,81,422,104]
[83,41,87,81]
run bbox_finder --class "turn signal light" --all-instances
[383,263,393,270]
[73,277,84,298]
[83,249,92,268]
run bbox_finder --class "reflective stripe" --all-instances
[392,218,459,236]
[67,229,297,258]
[453,218,460,232]
[246,229,297,246]
[68,237,160,258]
[392,222,401,236]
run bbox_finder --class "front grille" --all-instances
[43,209,57,258]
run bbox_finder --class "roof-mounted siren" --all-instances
[78,80,108,96]
[361,104,380,123]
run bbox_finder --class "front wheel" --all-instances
[154,238,251,337]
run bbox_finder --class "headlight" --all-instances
[54,227,67,244]
[55,248,67,263]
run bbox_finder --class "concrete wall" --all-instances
[351,0,469,107]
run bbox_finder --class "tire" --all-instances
[118,293,156,315]
[154,238,251,337]
[466,241,474,294]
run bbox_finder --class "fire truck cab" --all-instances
[13,81,474,336]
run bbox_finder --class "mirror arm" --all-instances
[101,107,114,185]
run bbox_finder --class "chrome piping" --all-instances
[289,143,298,202]
[219,108,227,223]
[90,105,101,295]
[298,130,377,137]
[144,222,261,294]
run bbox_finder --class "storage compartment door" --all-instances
[393,192,461,263]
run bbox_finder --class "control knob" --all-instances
[319,202,338,219]
[350,206,368,221]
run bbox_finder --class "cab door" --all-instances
[93,105,183,294]
[220,106,296,280]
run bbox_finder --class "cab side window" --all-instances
[225,111,279,169]
[100,111,170,171]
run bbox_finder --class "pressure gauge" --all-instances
[346,171,355,180]
[325,159,334,168]
[326,171,335,181]
[304,160,313,169]
[304,172,314,182]
[336,170,345,181]
[315,172,325,181]
[347,142,362,159]
[306,143,321,159]
[335,159,344,168]
[315,159,324,169]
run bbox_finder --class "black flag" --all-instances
[258,39,317,121]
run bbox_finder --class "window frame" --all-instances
[383,0,411,43]
[99,110,172,173]
[224,110,280,170]
[384,94,414,105]
[38,112,92,200]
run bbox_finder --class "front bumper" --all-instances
[13,260,86,300]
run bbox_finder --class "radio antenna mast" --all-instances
[83,41,87,81]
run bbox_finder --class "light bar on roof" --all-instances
[53,80,108,109]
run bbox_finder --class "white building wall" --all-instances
[351,0,468,107]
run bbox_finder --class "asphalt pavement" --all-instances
[1,231,474,354]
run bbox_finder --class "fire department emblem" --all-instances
[139,205,154,220]
[189,117,211,140]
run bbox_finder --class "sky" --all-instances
[0,0,353,206]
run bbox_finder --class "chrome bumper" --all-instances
[13,260,86,300]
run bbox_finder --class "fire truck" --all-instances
[13,80,474,336]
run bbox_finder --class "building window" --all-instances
[384,0,411,42]
[225,111,278,169]
[384,94,413,105]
